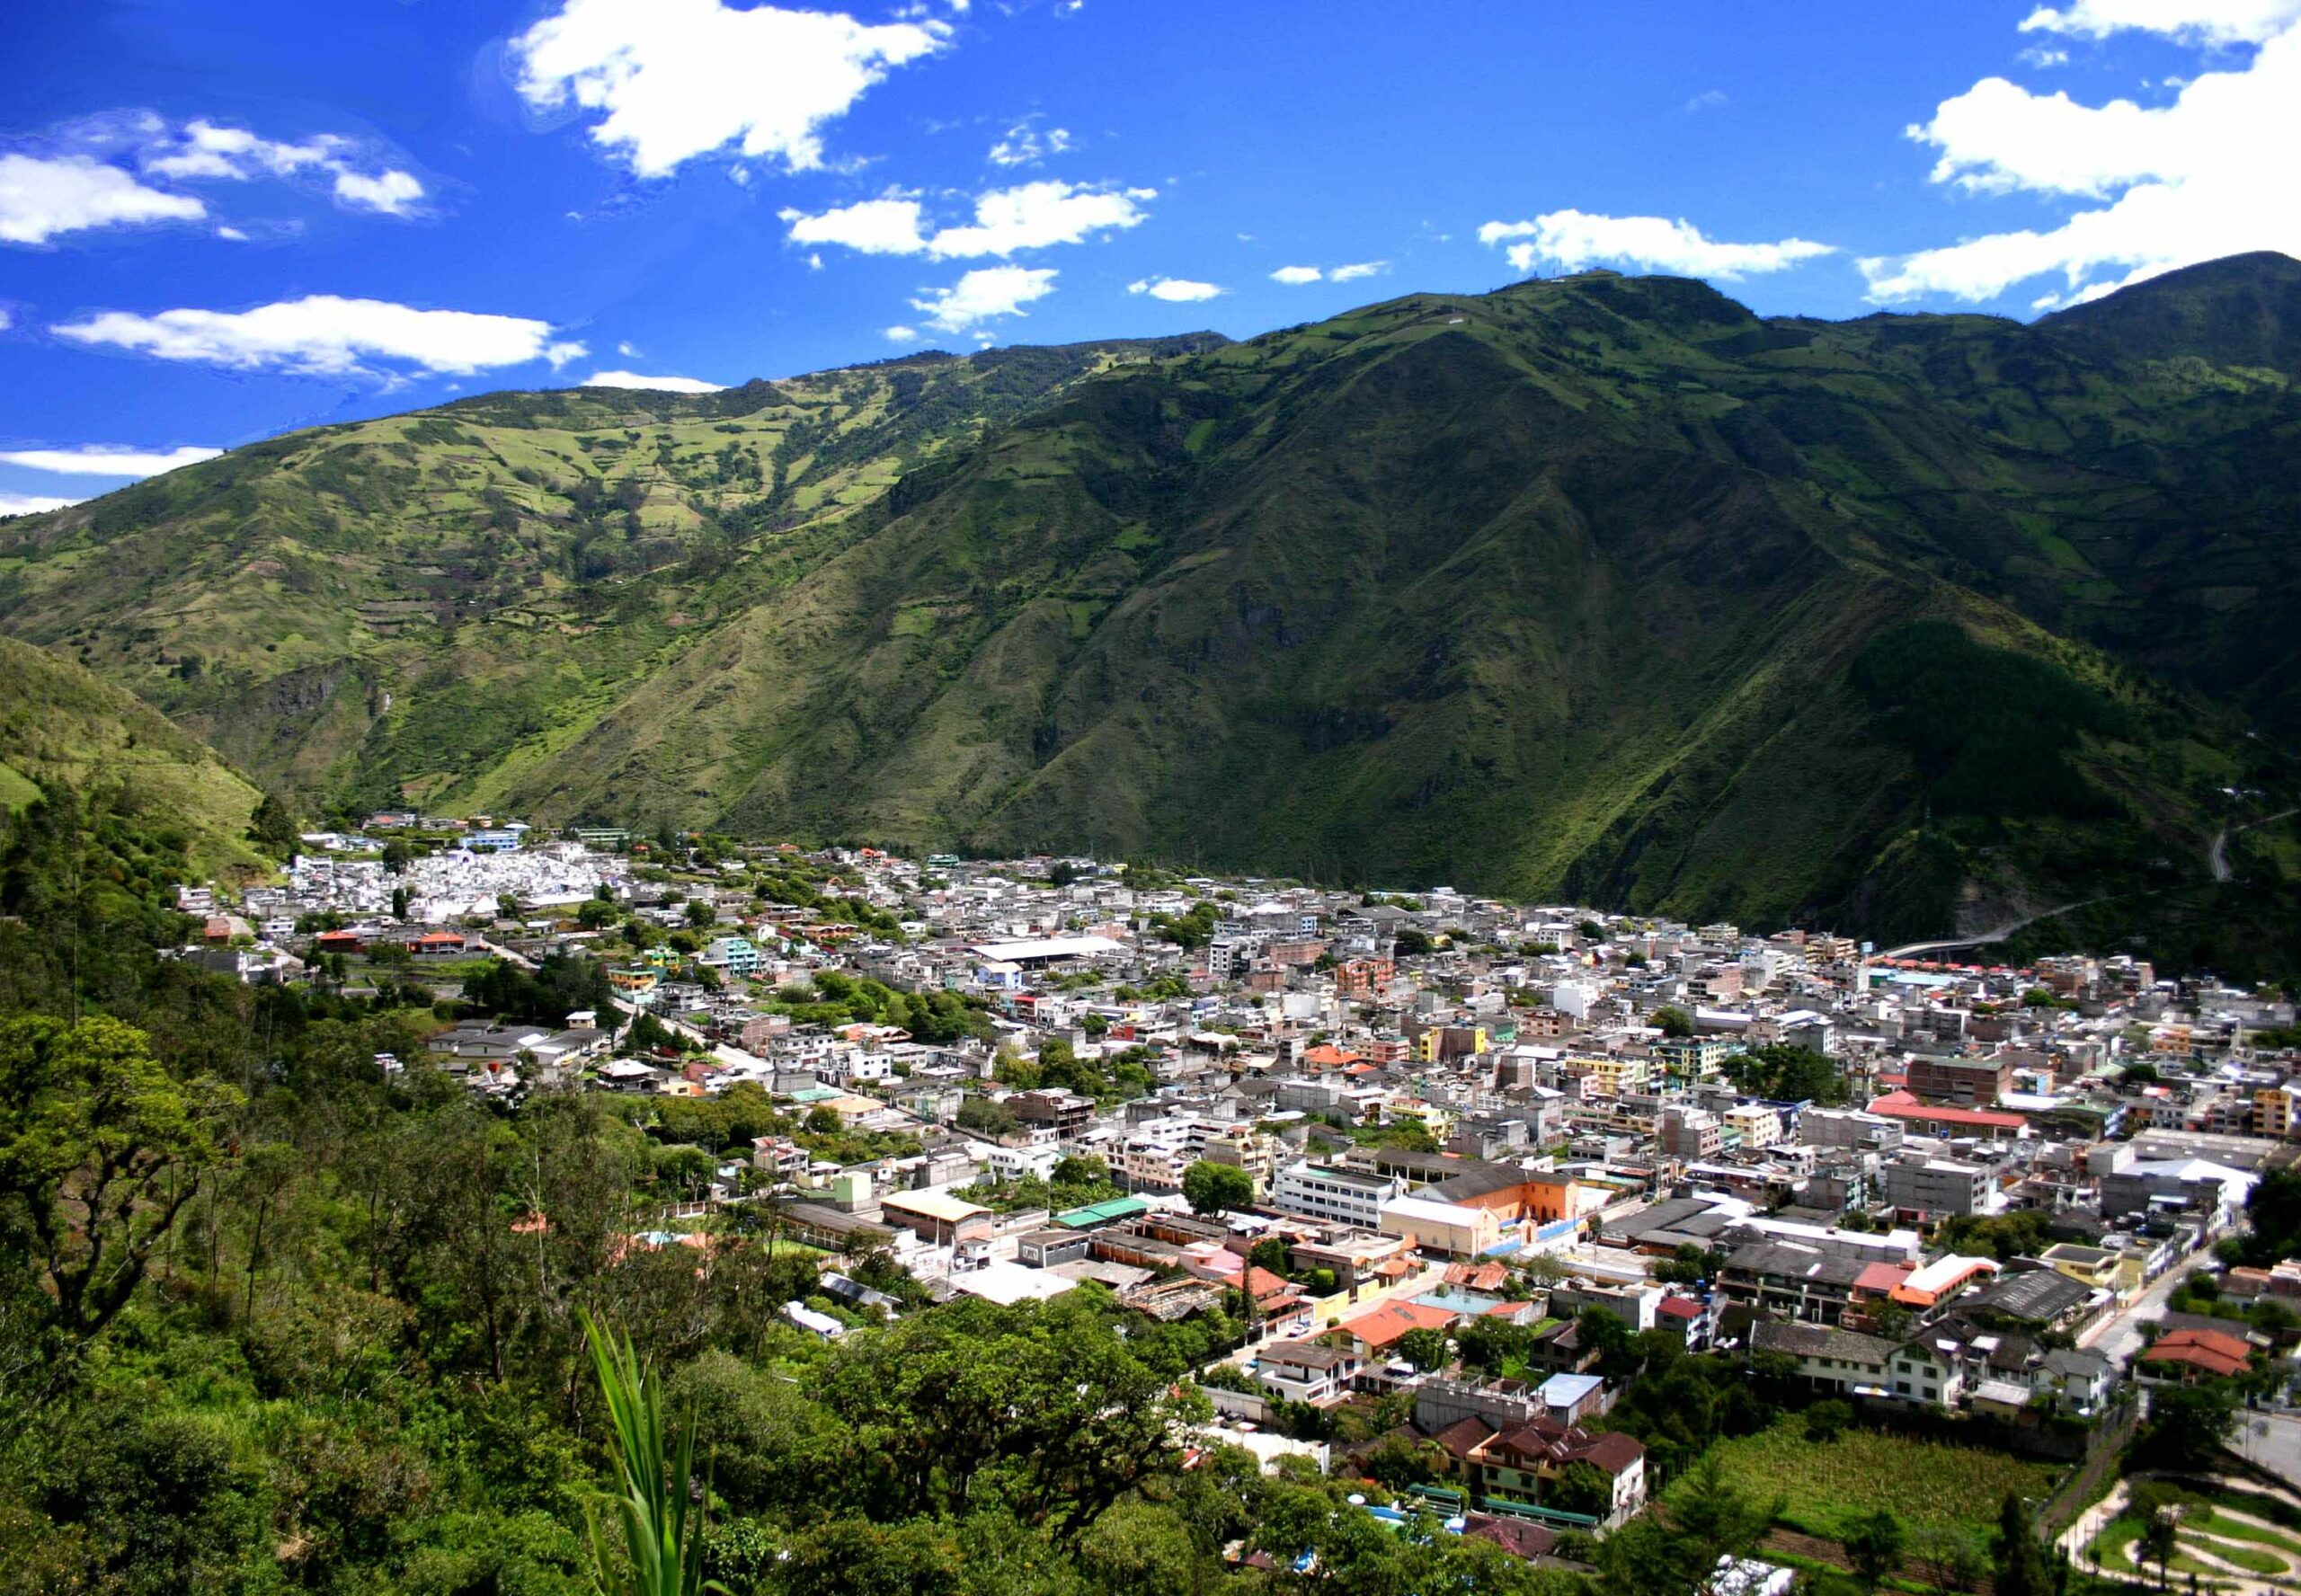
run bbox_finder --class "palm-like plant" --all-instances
[580,1308,725,1596]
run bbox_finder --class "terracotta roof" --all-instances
[1336,1299,1459,1350]
[2142,1327,2252,1379]
[1432,1416,1495,1461]
[1465,1515,1559,1559]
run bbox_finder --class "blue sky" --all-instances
[4,0,2295,511]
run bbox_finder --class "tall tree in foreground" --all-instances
[1993,1492,2051,1596]
[582,1308,724,1596]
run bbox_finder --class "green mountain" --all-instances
[4,260,2299,971]
[0,634,270,881]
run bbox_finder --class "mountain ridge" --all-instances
[4,258,2298,971]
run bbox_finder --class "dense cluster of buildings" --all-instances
[173,832,2301,1534]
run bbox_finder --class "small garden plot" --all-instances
[1675,1415,2060,1540]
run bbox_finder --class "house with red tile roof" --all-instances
[1328,1299,1460,1357]
[2140,1326,2253,1382]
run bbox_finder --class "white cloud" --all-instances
[0,153,204,245]
[781,179,1150,260]
[0,493,81,516]
[52,295,582,378]
[911,265,1055,332]
[582,369,724,392]
[511,0,946,179]
[883,324,920,341]
[140,119,427,217]
[1270,264,1322,284]
[1685,89,1728,112]
[0,307,10,330]
[988,120,1072,166]
[333,168,426,216]
[1479,210,1835,279]
[0,444,222,478]
[779,195,928,253]
[2018,0,2301,44]
[1328,260,1389,281]
[617,340,640,356]
[924,180,1150,258]
[1864,11,2301,302]
[1127,276,1222,302]
[143,120,339,181]
[216,225,249,241]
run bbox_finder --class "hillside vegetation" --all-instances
[4,258,2300,971]
[0,635,269,882]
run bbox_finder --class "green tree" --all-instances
[1804,1398,1854,1442]
[1181,1160,1255,1216]
[1993,1492,2051,1596]
[1395,1326,1449,1372]
[2139,1510,2179,1592]
[1652,1006,1693,1038]
[2135,1382,2236,1471]
[0,1014,239,1349]
[248,791,300,858]
[684,900,716,930]
[1549,1459,1613,1519]
[1843,1509,1906,1591]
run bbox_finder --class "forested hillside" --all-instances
[4,257,2299,970]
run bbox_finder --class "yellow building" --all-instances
[1385,1098,1459,1143]
[1584,1055,1650,1098]
[2254,1086,2301,1139]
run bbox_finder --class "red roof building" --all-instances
[1865,1089,2025,1135]
[2141,1327,2252,1381]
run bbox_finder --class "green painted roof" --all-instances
[1053,1196,1151,1229]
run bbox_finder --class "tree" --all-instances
[1395,1327,1449,1372]
[1843,1509,1906,1591]
[0,1014,239,1350]
[390,885,410,919]
[1993,1492,2051,1596]
[1181,1160,1255,1216]
[1652,1006,1693,1038]
[684,900,716,930]
[248,792,300,858]
[1803,1398,1854,1442]
[2135,1382,2235,1471]
[2139,1510,2179,1592]
[955,1096,1019,1138]
[804,1106,842,1137]
[1726,1043,1848,1105]
[1602,1453,1774,1596]
[1549,1459,1613,1519]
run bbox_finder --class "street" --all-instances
[2079,1261,2192,1366]
[2231,1409,2301,1493]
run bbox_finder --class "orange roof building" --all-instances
[2141,1327,2252,1381]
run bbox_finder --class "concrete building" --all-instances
[1270,1162,1408,1229]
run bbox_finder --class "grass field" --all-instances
[1684,1416,2062,1540]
